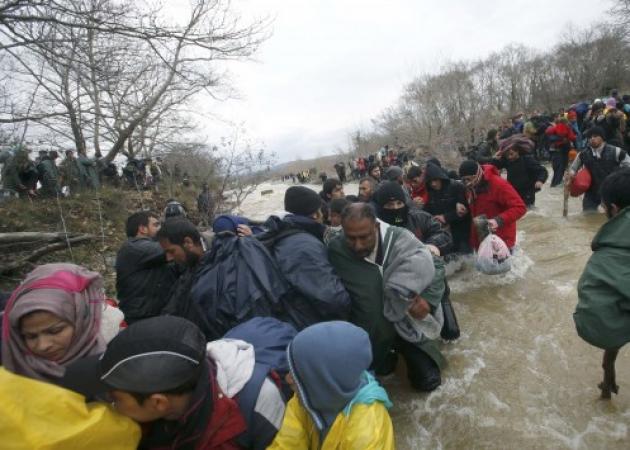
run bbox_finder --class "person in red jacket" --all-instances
[545,116,577,187]
[457,161,527,251]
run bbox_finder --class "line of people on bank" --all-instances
[0,146,169,199]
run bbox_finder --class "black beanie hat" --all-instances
[459,160,480,177]
[284,186,322,216]
[376,181,406,206]
[585,126,606,139]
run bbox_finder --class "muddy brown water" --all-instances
[241,179,629,450]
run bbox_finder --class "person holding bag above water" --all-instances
[457,160,527,252]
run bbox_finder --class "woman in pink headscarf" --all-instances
[1,263,121,383]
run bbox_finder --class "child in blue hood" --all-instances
[268,321,395,449]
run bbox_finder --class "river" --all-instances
[239,178,629,450]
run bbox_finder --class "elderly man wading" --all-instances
[328,203,447,391]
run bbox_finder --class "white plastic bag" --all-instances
[475,233,511,275]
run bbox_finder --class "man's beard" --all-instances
[185,248,200,267]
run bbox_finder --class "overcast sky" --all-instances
[195,0,611,163]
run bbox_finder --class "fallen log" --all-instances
[0,235,94,274]
[0,232,83,244]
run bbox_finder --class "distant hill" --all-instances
[272,153,348,177]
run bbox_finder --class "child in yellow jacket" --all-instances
[268,321,395,449]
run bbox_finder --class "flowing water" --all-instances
[239,178,630,450]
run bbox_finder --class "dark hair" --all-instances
[156,218,201,246]
[359,177,375,187]
[341,202,376,224]
[126,211,157,237]
[407,166,422,179]
[330,197,350,214]
[323,178,342,196]
[600,168,630,212]
[128,375,199,405]
[49,150,58,159]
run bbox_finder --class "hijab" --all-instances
[2,263,106,381]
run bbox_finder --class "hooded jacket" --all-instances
[268,321,394,449]
[260,215,351,330]
[545,122,576,149]
[491,154,548,206]
[423,164,471,252]
[223,317,296,450]
[574,206,630,349]
[466,165,527,249]
[36,156,60,196]
[0,367,141,450]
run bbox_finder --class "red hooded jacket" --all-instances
[466,165,527,249]
[545,122,576,148]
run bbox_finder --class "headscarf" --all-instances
[1,263,106,381]
[497,134,535,155]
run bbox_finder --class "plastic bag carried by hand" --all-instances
[475,233,511,275]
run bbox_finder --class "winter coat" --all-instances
[465,165,527,249]
[77,154,100,189]
[270,320,394,450]
[570,144,630,195]
[405,208,453,256]
[574,206,630,349]
[209,318,295,450]
[1,152,37,194]
[268,390,394,450]
[491,155,548,206]
[188,235,290,339]
[545,122,576,149]
[59,158,83,192]
[115,237,178,323]
[260,215,351,330]
[37,156,60,197]
[0,367,140,450]
[328,220,445,374]
[423,164,470,253]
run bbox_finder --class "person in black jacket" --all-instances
[375,181,452,256]
[423,163,472,255]
[259,186,352,330]
[157,218,217,339]
[492,136,548,207]
[115,211,178,324]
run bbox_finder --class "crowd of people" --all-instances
[1,92,630,449]
[0,147,175,199]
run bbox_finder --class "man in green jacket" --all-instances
[37,150,60,197]
[574,168,630,399]
[328,202,446,391]
[59,150,83,194]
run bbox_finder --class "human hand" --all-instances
[487,219,499,232]
[408,295,430,320]
[237,224,253,237]
[534,181,543,190]
[456,203,468,217]
[435,214,446,224]
[426,244,440,257]
[413,197,424,208]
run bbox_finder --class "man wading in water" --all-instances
[574,168,630,398]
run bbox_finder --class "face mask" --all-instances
[380,205,408,226]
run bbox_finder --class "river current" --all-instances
[239,178,628,450]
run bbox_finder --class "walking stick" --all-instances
[562,172,569,218]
